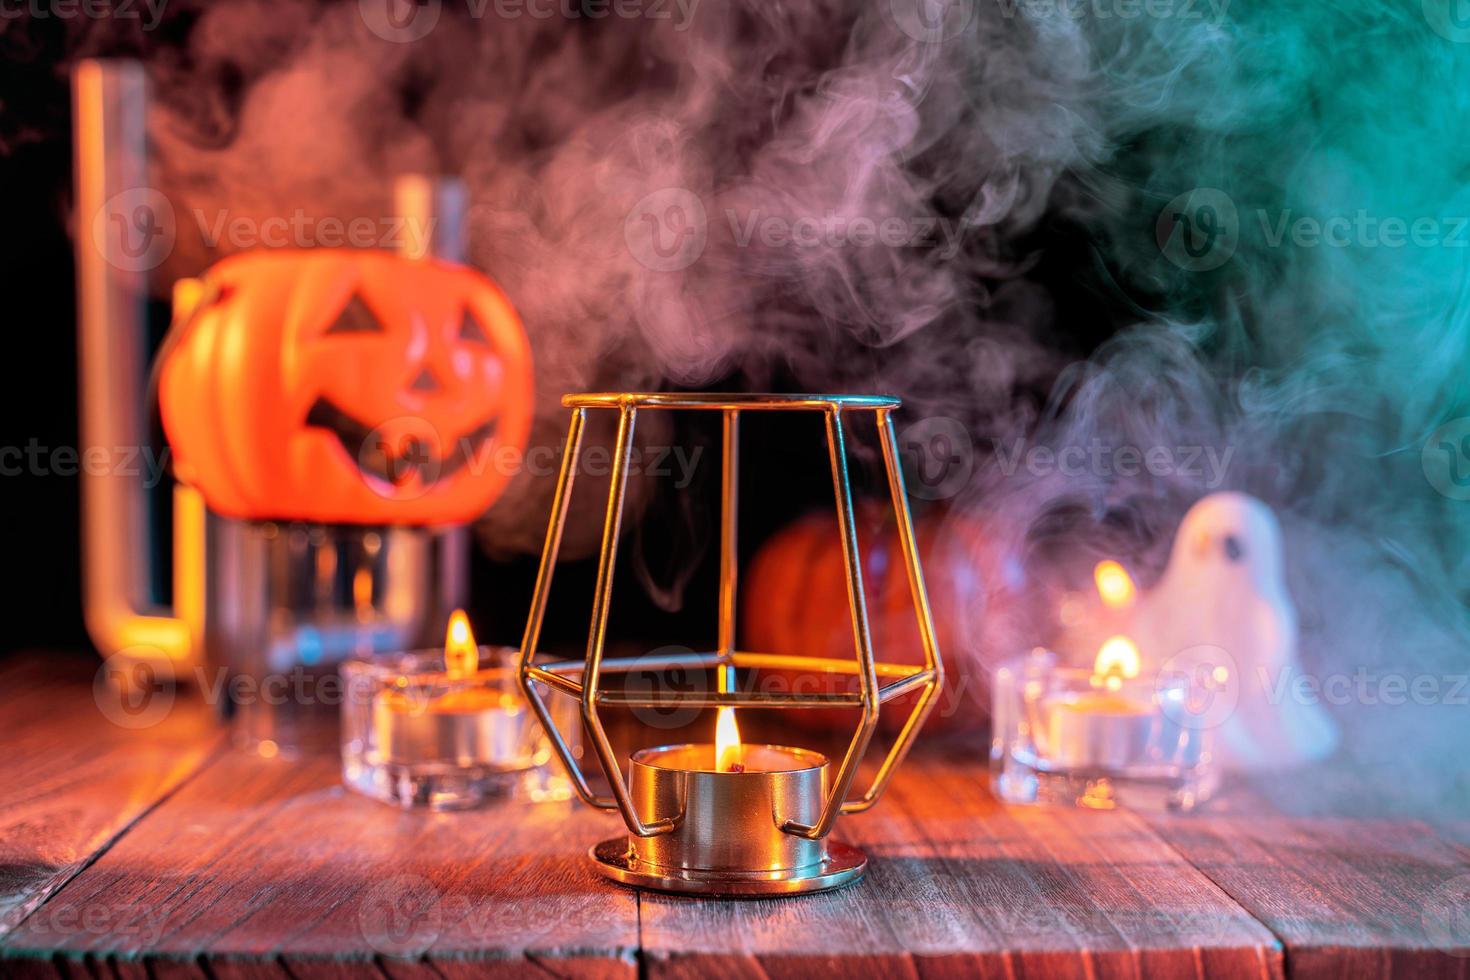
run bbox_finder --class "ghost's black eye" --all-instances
[1223,535,1244,562]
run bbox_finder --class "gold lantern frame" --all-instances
[517,392,943,847]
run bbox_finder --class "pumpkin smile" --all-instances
[305,396,499,489]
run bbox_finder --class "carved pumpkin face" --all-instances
[160,249,534,526]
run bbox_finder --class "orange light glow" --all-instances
[1094,560,1136,609]
[444,610,478,678]
[1092,635,1141,689]
[715,706,743,772]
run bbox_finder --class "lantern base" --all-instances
[590,837,866,897]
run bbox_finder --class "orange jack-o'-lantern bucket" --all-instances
[151,247,534,752]
[159,248,534,526]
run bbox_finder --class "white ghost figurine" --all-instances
[1130,492,1338,771]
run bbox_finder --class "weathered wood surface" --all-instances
[0,652,222,941]
[1,653,1468,978]
[641,761,1280,979]
[1145,773,1470,980]
[1,724,638,977]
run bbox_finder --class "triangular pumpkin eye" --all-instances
[458,308,490,345]
[324,294,385,335]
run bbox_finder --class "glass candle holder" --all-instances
[341,646,575,809]
[991,649,1218,812]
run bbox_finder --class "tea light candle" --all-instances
[593,708,867,894]
[370,611,533,768]
[1036,636,1157,770]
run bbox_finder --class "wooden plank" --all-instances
[1146,805,1470,980]
[0,652,222,941]
[0,728,638,978]
[639,753,1281,978]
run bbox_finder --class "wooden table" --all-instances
[1,651,1466,978]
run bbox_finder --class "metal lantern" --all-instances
[518,393,943,896]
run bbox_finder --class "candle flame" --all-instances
[1094,560,1136,609]
[715,706,743,772]
[444,610,478,678]
[1093,635,1141,687]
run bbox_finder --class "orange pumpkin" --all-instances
[160,249,533,526]
[742,506,1024,735]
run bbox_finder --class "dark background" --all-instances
[0,14,1136,660]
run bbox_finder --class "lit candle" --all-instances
[615,708,834,878]
[369,611,532,767]
[715,706,744,772]
[1037,635,1157,770]
[1094,560,1136,611]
